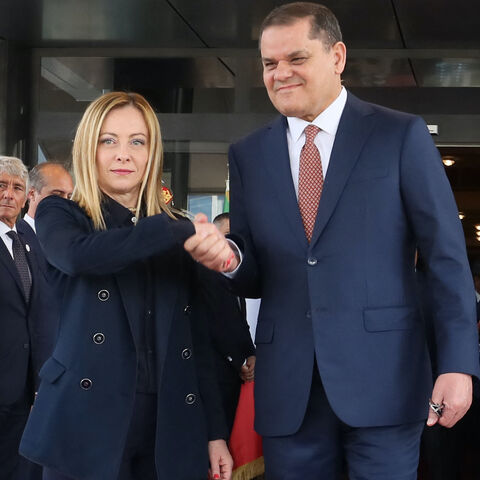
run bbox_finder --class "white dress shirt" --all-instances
[24,213,36,232]
[286,87,347,198]
[0,220,18,259]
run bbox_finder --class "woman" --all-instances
[19,92,233,480]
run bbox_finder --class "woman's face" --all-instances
[96,105,149,208]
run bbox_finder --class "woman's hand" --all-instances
[208,439,233,480]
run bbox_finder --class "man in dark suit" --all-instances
[185,3,480,479]
[0,156,52,480]
[200,213,256,433]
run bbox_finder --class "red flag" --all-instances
[229,381,264,480]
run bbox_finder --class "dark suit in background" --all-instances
[199,267,255,433]
[0,220,53,480]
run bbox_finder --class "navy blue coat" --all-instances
[228,92,480,436]
[20,196,226,480]
[0,219,54,407]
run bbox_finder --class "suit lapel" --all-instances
[261,116,309,249]
[0,233,27,302]
[310,94,377,246]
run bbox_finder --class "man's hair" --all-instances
[0,156,29,191]
[72,91,174,230]
[29,162,70,192]
[213,212,229,227]
[260,2,342,49]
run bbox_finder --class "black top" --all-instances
[102,195,157,393]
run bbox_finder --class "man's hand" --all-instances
[427,372,472,428]
[208,439,233,480]
[184,213,238,272]
[240,355,256,382]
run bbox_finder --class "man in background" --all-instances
[0,156,53,479]
[24,162,73,232]
[200,212,256,433]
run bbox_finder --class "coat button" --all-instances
[93,333,105,344]
[307,257,317,266]
[98,289,110,301]
[306,310,312,319]
[185,393,196,405]
[183,305,191,315]
[182,348,192,360]
[80,378,92,390]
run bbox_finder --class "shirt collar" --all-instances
[101,195,137,229]
[0,220,17,235]
[287,86,347,143]
[24,213,36,231]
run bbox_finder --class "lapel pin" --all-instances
[25,244,31,252]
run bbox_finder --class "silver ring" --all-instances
[429,399,444,417]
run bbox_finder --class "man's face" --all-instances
[0,173,27,228]
[28,166,74,217]
[260,18,346,122]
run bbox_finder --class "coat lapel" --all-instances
[261,116,309,250]
[310,94,377,246]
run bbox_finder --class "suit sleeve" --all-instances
[400,116,480,377]
[35,196,194,277]
[227,144,262,298]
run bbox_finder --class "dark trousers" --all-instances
[0,404,42,480]
[262,367,424,480]
[421,396,480,480]
[43,393,157,480]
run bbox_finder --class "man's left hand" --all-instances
[427,372,472,428]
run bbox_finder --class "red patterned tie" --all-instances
[298,125,323,242]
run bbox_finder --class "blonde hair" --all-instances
[71,91,174,229]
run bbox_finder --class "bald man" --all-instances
[24,163,74,232]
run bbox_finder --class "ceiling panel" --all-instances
[170,0,403,48]
[393,0,480,48]
[1,0,204,47]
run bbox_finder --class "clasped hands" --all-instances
[184,213,239,273]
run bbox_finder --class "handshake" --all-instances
[184,213,239,273]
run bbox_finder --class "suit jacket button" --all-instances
[307,257,317,266]
[98,289,110,301]
[182,348,192,360]
[80,378,92,390]
[185,393,196,405]
[93,333,105,344]
[306,310,312,319]
[183,305,191,315]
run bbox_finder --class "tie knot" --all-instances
[6,230,18,241]
[304,124,320,144]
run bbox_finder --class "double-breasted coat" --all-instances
[20,195,226,480]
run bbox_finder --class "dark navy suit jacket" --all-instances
[20,196,226,480]
[228,92,480,437]
[0,219,54,408]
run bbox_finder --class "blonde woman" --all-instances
[20,92,232,480]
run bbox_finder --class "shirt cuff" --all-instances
[223,239,242,278]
